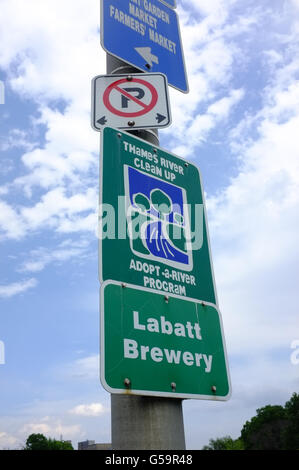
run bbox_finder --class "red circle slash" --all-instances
[103,78,158,118]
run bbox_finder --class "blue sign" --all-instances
[101,0,188,93]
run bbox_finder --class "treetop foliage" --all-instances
[24,433,73,451]
[203,392,299,450]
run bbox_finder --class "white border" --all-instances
[158,0,177,9]
[100,0,189,94]
[91,73,172,132]
[99,127,220,308]
[100,280,232,401]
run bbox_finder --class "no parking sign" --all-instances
[91,73,171,131]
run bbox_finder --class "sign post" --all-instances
[95,0,230,451]
[101,0,189,93]
[105,55,187,450]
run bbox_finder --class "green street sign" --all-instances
[100,127,217,305]
[100,281,231,400]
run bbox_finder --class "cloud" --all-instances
[162,1,256,156]
[21,422,51,435]
[207,89,244,118]
[0,0,102,241]
[0,200,26,240]
[186,0,236,30]
[18,239,91,273]
[0,129,37,152]
[188,88,244,140]
[168,88,244,157]
[59,354,100,382]
[0,0,250,240]
[0,278,37,298]
[206,29,299,359]
[14,105,99,195]
[69,403,106,417]
[0,398,110,450]
[0,0,103,101]
[21,420,81,440]
[0,186,98,242]
[20,186,98,233]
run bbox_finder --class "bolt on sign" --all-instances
[91,73,171,131]
[100,281,231,400]
[99,127,218,306]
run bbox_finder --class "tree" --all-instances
[241,405,288,450]
[46,438,73,450]
[24,433,73,451]
[201,392,299,451]
[25,434,49,451]
[283,393,299,449]
[202,436,244,450]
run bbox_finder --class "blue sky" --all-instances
[0,0,299,449]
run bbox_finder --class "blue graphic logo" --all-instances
[125,166,193,270]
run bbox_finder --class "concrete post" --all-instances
[106,53,186,450]
[111,395,186,450]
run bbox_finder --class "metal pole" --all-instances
[106,53,186,451]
